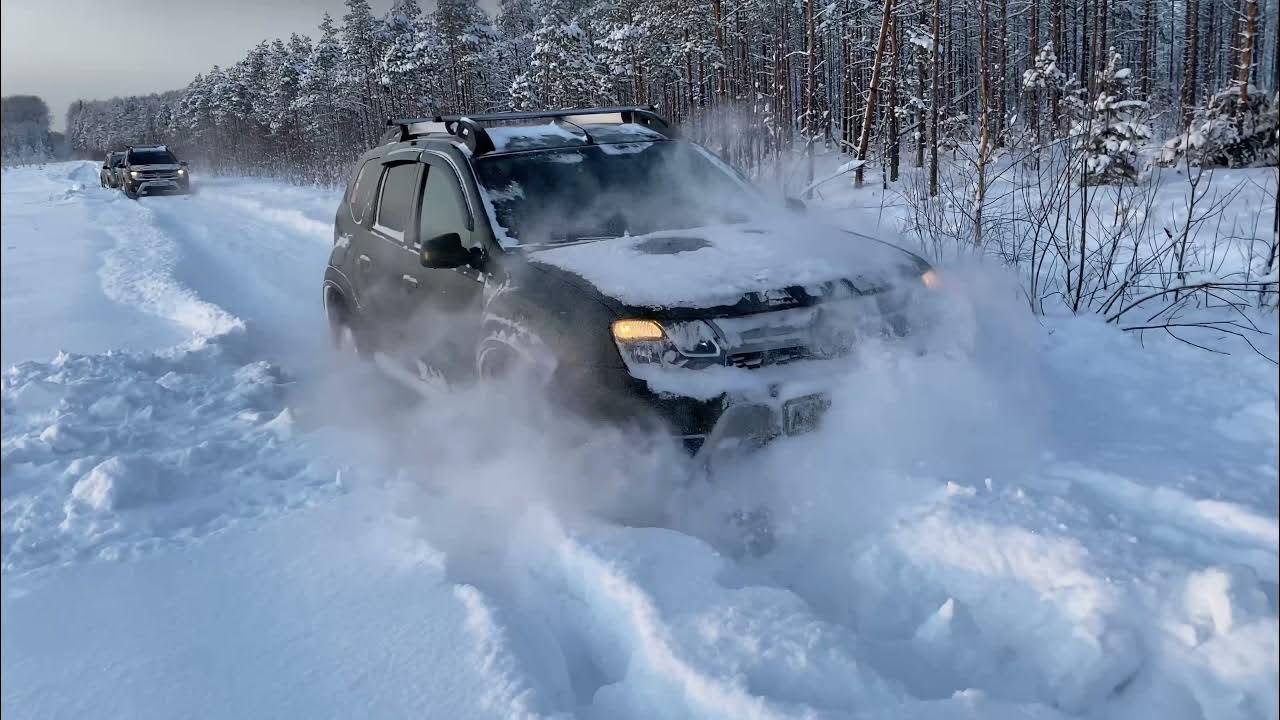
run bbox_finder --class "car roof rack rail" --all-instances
[384,106,674,155]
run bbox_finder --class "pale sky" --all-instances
[1,0,401,130]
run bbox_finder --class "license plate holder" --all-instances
[782,393,831,436]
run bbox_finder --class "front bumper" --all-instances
[126,173,189,193]
[556,361,841,454]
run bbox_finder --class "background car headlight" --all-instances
[921,269,943,289]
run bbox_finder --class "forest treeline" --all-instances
[1,95,65,166]
[63,0,1276,186]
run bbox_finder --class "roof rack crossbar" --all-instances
[385,106,673,155]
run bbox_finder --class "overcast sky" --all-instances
[1,0,402,130]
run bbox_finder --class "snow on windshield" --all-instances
[474,141,756,247]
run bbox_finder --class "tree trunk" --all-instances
[995,0,1008,147]
[804,0,818,193]
[929,0,941,196]
[855,0,896,185]
[1030,0,1041,143]
[915,0,928,168]
[888,12,901,182]
[975,0,991,247]
[1238,0,1259,102]
[1181,0,1201,124]
[1140,0,1155,97]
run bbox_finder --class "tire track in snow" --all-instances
[2,165,337,573]
[89,184,244,342]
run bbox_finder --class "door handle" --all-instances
[357,254,372,271]
[401,274,420,289]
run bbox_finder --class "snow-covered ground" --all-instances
[2,161,1276,719]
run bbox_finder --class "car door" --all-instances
[400,153,486,376]
[356,155,423,353]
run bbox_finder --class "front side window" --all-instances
[374,163,420,241]
[418,165,471,249]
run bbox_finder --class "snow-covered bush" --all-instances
[1072,51,1151,185]
[1021,44,1066,92]
[1159,86,1279,168]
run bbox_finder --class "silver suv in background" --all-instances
[99,151,126,188]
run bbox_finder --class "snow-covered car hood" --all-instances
[524,219,924,310]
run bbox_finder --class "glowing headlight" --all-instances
[178,168,186,175]
[611,319,665,342]
[611,319,669,365]
[921,269,943,289]
[130,170,140,178]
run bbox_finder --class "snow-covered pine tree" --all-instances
[1159,86,1279,168]
[380,0,428,114]
[340,0,388,145]
[1022,43,1072,142]
[1073,50,1150,184]
[296,13,347,168]
[433,0,500,112]
[511,0,601,109]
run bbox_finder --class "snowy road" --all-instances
[2,162,1277,719]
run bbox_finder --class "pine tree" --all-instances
[511,0,601,109]
[1074,50,1151,184]
[340,0,387,144]
[1160,87,1279,167]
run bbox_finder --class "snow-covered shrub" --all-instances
[1159,86,1279,168]
[1021,44,1066,92]
[1071,51,1151,185]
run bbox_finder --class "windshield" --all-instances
[109,153,125,165]
[128,149,176,165]
[474,141,755,246]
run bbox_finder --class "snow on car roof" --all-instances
[485,122,668,153]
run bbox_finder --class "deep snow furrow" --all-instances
[93,192,244,341]
[198,186,336,245]
[2,165,336,573]
[497,515,908,720]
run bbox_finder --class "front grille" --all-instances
[727,345,814,369]
[138,170,176,179]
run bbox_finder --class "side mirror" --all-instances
[420,232,479,269]
[785,196,807,212]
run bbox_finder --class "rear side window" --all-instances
[347,160,377,223]
[374,163,419,241]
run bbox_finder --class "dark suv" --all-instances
[120,145,190,198]
[100,151,126,188]
[323,107,936,453]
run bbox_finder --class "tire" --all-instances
[475,314,556,385]
[124,185,139,200]
[326,293,371,360]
